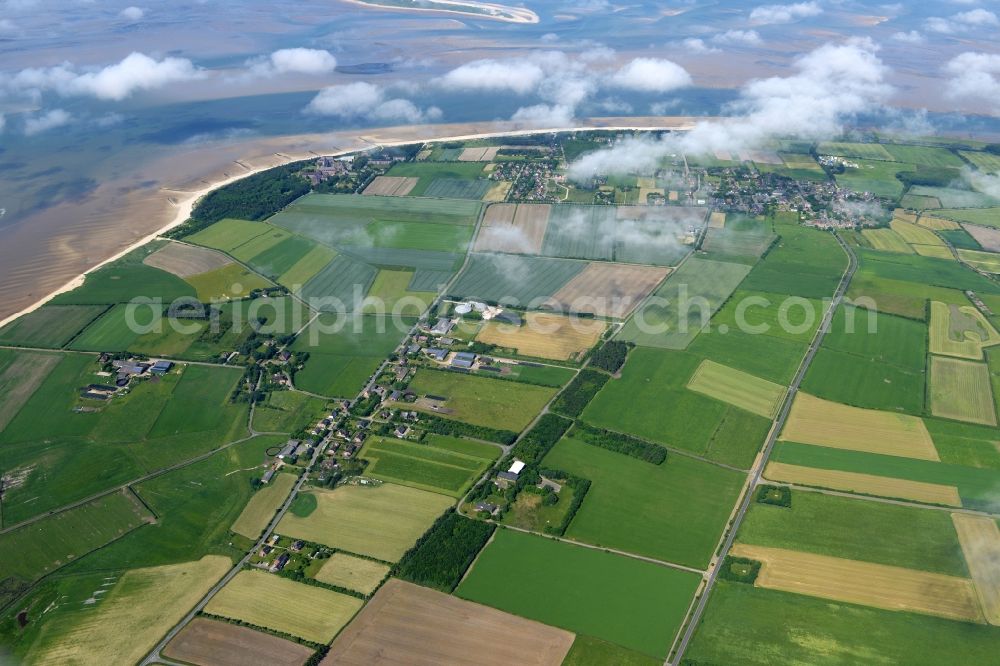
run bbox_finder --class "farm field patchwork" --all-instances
[958,248,1000,273]
[800,347,925,415]
[931,207,1000,228]
[729,544,982,622]
[779,393,939,460]
[951,513,1000,624]
[448,253,587,306]
[276,244,338,289]
[245,235,317,279]
[362,269,436,316]
[686,359,785,418]
[475,312,606,360]
[164,617,315,666]
[456,530,701,658]
[962,224,1000,252]
[230,472,297,539]
[764,461,961,506]
[205,570,363,643]
[404,368,556,431]
[863,228,913,254]
[929,355,997,426]
[276,483,452,561]
[324,578,575,666]
[186,219,273,253]
[184,262,272,301]
[252,390,328,433]
[143,241,232,277]
[834,159,914,198]
[313,552,390,596]
[0,305,107,348]
[543,262,669,319]
[910,186,1000,209]
[473,203,550,254]
[543,433,745,568]
[360,436,492,497]
[362,175,418,196]
[0,350,61,432]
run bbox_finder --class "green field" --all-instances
[298,253,378,311]
[929,355,996,425]
[423,178,492,199]
[362,269,436,316]
[701,225,776,264]
[883,144,965,167]
[0,305,107,348]
[931,207,1000,228]
[386,161,485,196]
[800,347,925,414]
[686,359,785,418]
[771,440,1000,511]
[313,552,390,595]
[543,433,745,568]
[291,314,409,397]
[562,635,660,666]
[617,257,752,349]
[230,472,297,539]
[910,186,1000,209]
[360,436,493,496]
[685,581,1000,666]
[275,483,452,562]
[360,219,473,252]
[863,228,913,254]
[818,141,895,160]
[582,347,771,467]
[228,226,292,262]
[51,245,195,306]
[448,253,586,306]
[960,150,1000,172]
[252,390,328,433]
[186,218,274,253]
[506,363,577,387]
[404,368,556,431]
[739,216,847,299]
[0,490,152,607]
[824,305,927,370]
[456,530,701,658]
[244,234,315,278]
[688,325,807,385]
[737,489,968,576]
[958,248,1000,273]
[183,263,272,301]
[276,244,338,288]
[835,160,914,198]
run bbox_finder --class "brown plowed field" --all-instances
[323,579,574,666]
[952,513,1000,624]
[545,262,670,319]
[363,176,418,196]
[164,618,314,666]
[474,203,550,254]
[143,241,232,277]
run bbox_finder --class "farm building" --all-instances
[278,440,300,459]
[495,471,519,486]
[451,357,474,369]
[508,460,526,475]
[261,469,276,484]
[430,318,455,336]
[425,348,448,361]
[150,360,173,375]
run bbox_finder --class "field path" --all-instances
[669,232,857,665]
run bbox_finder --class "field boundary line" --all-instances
[766,480,1000,519]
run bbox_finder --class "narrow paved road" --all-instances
[668,232,857,665]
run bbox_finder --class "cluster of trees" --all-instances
[394,511,495,592]
[511,413,572,464]
[719,556,761,585]
[755,484,792,507]
[588,340,631,374]
[550,369,609,417]
[536,468,591,536]
[574,423,667,465]
[420,414,517,445]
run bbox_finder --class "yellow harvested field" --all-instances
[206,570,363,643]
[323,579,575,666]
[544,262,670,319]
[458,146,500,161]
[891,218,944,246]
[314,553,390,595]
[731,544,983,623]
[952,513,1000,624]
[959,248,1000,273]
[929,356,997,426]
[230,472,297,539]
[780,393,940,461]
[919,215,961,230]
[363,176,418,196]
[483,181,512,202]
[893,209,918,224]
[474,203,550,254]
[929,300,1000,360]
[686,359,785,418]
[28,556,231,665]
[475,312,606,361]
[764,462,962,506]
[913,244,955,260]
[862,228,913,254]
[164,617,314,666]
[144,241,232,277]
[709,212,726,228]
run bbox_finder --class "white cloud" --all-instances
[305,81,440,122]
[569,39,891,180]
[749,2,822,25]
[891,30,924,44]
[926,9,999,33]
[679,38,720,54]
[611,57,692,92]
[711,29,763,46]
[435,58,545,94]
[120,6,144,21]
[24,108,72,135]
[4,52,205,101]
[248,48,337,77]
[945,51,1000,109]
[511,103,576,127]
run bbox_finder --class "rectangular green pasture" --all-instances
[386,161,484,196]
[771,440,1000,511]
[929,355,996,425]
[360,436,488,496]
[252,390,328,433]
[245,234,316,279]
[686,360,785,418]
[863,228,913,254]
[148,365,245,438]
[421,433,500,460]
[456,530,701,658]
[617,257,751,349]
[405,369,556,431]
[882,144,965,167]
[688,327,807,385]
[363,270,435,317]
[0,305,107,349]
[926,417,1000,470]
[823,305,926,370]
[276,244,337,289]
[958,248,1000,273]
[339,246,462,272]
[740,220,846,299]
[408,268,454,292]
[938,228,982,250]
[228,225,291,262]
[910,186,1000,209]
[818,142,895,161]
[447,254,586,306]
[708,290,823,344]
[701,226,776,264]
[931,207,1000,228]
[543,433,745,568]
[855,248,1000,294]
[583,347,771,467]
[183,263,272,302]
[363,219,474,253]
[543,205,616,262]
[685,581,1000,666]
[800,347,925,414]
[960,150,1000,172]
[298,254,378,311]
[835,160,914,198]
[506,363,577,387]
[67,303,143,351]
[186,218,271,253]
[900,193,942,210]
[423,178,492,199]
[51,247,195,306]
[0,491,152,603]
[737,489,968,576]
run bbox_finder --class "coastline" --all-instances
[339,0,540,24]
[0,117,698,330]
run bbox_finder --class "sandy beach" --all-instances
[0,116,699,329]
